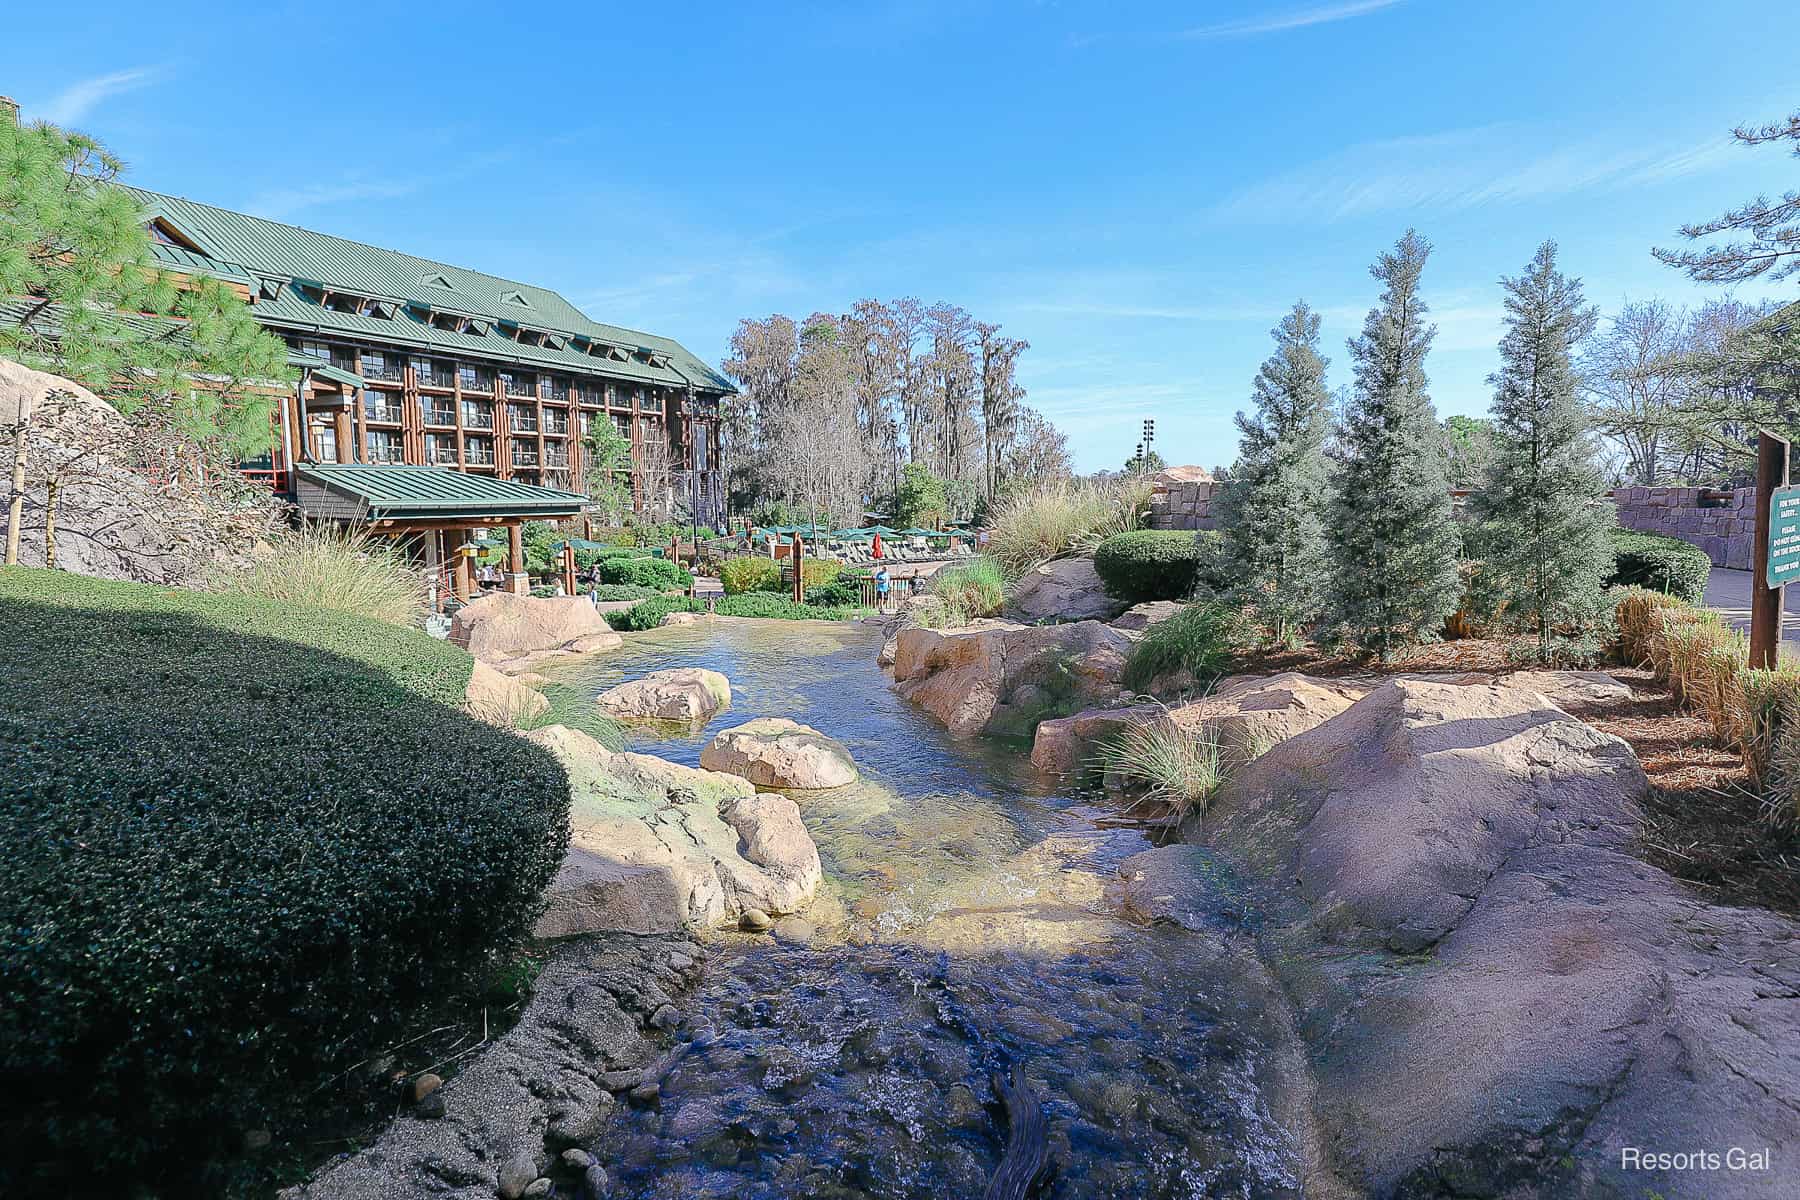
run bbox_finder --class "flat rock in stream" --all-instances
[1205,678,1800,1199]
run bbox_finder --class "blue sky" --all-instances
[4,0,1793,472]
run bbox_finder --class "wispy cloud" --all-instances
[1211,125,1739,224]
[38,66,161,126]
[1173,0,1404,40]
[244,178,417,222]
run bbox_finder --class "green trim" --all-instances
[287,352,364,389]
[297,464,588,520]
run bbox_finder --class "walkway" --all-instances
[1703,567,1800,645]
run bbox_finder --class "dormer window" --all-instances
[323,291,360,314]
[500,291,531,308]
[421,272,455,291]
[257,277,286,301]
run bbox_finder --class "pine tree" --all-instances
[1217,301,1334,646]
[1327,229,1462,658]
[1472,240,1608,651]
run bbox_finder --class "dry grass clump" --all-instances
[208,521,426,626]
[985,476,1154,576]
[1094,717,1225,824]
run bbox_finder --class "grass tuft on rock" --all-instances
[1095,719,1225,823]
[207,520,426,625]
[985,476,1154,575]
[1122,601,1253,692]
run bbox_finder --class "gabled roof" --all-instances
[296,464,587,520]
[285,350,364,390]
[124,186,735,394]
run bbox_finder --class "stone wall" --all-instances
[1613,486,1754,570]
[1147,480,1223,531]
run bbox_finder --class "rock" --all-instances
[891,620,1131,736]
[1111,845,1244,931]
[877,635,899,668]
[659,610,704,627]
[413,1091,446,1119]
[582,1164,612,1199]
[525,725,821,937]
[463,659,551,728]
[1497,668,1634,710]
[699,718,859,789]
[1204,678,1800,1196]
[243,1128,272,1152]
[771,917,816,946]
[595,668,731,722]
[407,1073,443,1104]
[521,1179,552,1199]
[739,908,773,933]
[561,1148,593,1171]
[514,671,550,688]
[648,1003,680,1031]
[1029,672,1362,776]
[0,358,278,584]
[1110,600,1185,633]
[1003,557,1128,622]
[546,1092,616,1146]
[451,592,622,669]
[497,1151,539,1200]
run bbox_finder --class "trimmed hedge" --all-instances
[0,569,570,1191]
[588,583,663,602]
[1606,528,1711,604]
[599,554,693,591]
[806,580,863,608]
[604,592,866,631]
[1094,529,1218,603]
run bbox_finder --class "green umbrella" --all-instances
[898,527,936,537]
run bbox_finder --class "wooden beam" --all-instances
[1752,429,1790,669]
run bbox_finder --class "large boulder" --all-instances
[1110,600,1185,634]
[0,358,278,583]
[463,659,549,728]
[891,619,1131,736]
[1029,672,1363,775]
[450,592,621,670]
[595,667,731,722]
[1197,679,1800,1197]
[525,725,820,937]
[1002,557,1127,623]
[699,718,859,789]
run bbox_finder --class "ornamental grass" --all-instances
[207,519,426,625]
[985,475,1155,576]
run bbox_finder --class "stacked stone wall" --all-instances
[1146,480,1223,531]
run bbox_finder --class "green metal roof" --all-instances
[149,240,255,285]
[297,464,588,520]
[126,186,736,394]
[286,351,364,389]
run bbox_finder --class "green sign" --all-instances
[1769,484,1800,587]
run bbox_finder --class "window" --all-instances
[310,421,338,463]
[423,433,457,465]
[461,399,494,430]
[323,292,361,314]
[459,364,494,392]
[422,398,455,427]
[147,222,181,246]
[362,352,402,383]
[364,391,403,423]
[365,430,403,463]
[464,436,495,465]
[297,339,330,362]
[501,371,536,397]
[508,403,538,433]
[413,357,452,388]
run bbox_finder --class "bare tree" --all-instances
[1583,299,1687,484]
[977,322,1029,501]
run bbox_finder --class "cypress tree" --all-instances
[1217,301,1334,646]
[1327,229,1462,657]
[1472,240,1608,652]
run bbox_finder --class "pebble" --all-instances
[414,1091,447,1119]
[771,917,816,946]
[739,908,773,933]
[598,1069,642,1092]
[667,951,693,971]
[497,1151,539,1200]
[408,1072,443,1104]
[560,1148,594,1170]
[583,1163,612,1199]
[629,1080,661,1105]
[521,1180,553,1199]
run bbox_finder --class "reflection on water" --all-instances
[546,619,1303,1198]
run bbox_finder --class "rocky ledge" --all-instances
[889,620,1131,736]
[1124,677,1800,1198]
[451,593,622,672]
[286,933,706,1200]
[699,717,859,789]
[527,725,820,938]
[595,668,732,722]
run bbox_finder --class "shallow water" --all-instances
[547,619,1303,1199]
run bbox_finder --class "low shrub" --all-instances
[806,579,863,608]
[1093,529,1218,603]
[1607,528,1712,603]
[600,554,693,591]
[720,555,781,595]
[207,521,425,625]
[985,476,1155,575]
[1122,601,1253,692]
[603,592,866,631]
[587,583,663,602]
[605,594,702,631]
[0,569,569,1192]
[928,556,1006,620]
[1093,718,1224,823]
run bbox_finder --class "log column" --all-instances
[507,522,530,595]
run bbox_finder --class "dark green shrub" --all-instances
[1606,528,1711,603]
[806,580,863,608]
[1094,530,1221,603]
[0,569,570,1193]
[605,594,705,631]
[1123,600,1253,691]
[603,592,865,631]
[588,583,662,602]
[599,555,693,591]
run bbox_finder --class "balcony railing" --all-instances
[511,447,540,468]
[544,412,569,436]
[544,448,570,469]
[422,404,456,427]
[460,404,494,430]
[508,411,539,434]
[424,441,458,466]
[457,372,493,393]
[417,366,455,389]
[364,399,403,423]
[502,375,536,397]
[464,442,496,466]
[543,380,570,402]
[361,360,404,384]
[364,445,404,465]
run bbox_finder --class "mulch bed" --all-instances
[1230,640,1800,918]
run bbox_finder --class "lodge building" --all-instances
[126,187,733,534]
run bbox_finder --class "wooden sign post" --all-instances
[791,537,804,604]
[1753,429,1793,669]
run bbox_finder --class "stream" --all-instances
[546,619,1307,1200]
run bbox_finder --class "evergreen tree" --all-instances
[1472,240,1608,651]
[1327,230,1462,657]
[1217,301,1334,646]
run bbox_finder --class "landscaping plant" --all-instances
[985,476,1154,575]
[1094,718,1225,824]
[1093,529,1216,603]
[0,569,569,1192]
[207,520,425,625]
[1215,302,1335,644]
[721,554,782,595]
[599,554,694,591]
[1122,600,1252,692]
[927,556,1007,619]
[1325,230,1462,658]
[1606,528,1712,603]
[1472,241,1613,656]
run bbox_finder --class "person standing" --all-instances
[874,565,891,614]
